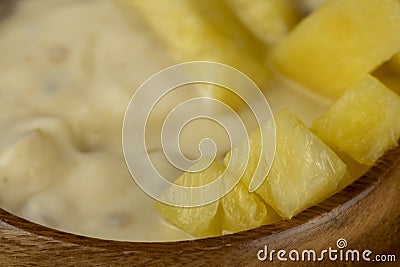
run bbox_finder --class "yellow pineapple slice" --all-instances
[123,0,270,88]
[223,119,275,191]
[313,75,400,165]
[155,160,223,238]
[225,109,347,218]
[332,151,369,192]
[220,182,280,234]
[156,159,278,237]
[225,0,300,45]
[271,0,400,98]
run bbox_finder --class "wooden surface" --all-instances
[1,145,399,266]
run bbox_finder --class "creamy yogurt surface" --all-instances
[0,0,331,241]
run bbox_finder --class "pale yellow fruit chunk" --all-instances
[225,110,347,219]
[313,75,400,165]
[155,160,223,238]
[223,119,275,191]
[225,0,300,45]
[271,0,400,98]
[123,0,270,87]
[156,159,278,237]
[220,182,280,234]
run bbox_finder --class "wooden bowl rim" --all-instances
[1,144,399,251]
[0,0,399,253]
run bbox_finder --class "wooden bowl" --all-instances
[0,2,399,265]
[1,144,399,266]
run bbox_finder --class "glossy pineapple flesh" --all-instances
[132,0,400,237]
[223,119,275,191]
[226,110,346,219]
[220,181,280,234]
[313,75,400,165]
[155,160,223,238]
[155,159,279,238]
[271,0,400,98]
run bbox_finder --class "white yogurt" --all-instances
[0,0,331,241]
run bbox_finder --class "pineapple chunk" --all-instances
[155,160,223,238]
[225,0,300,45]
[156,159,278,237]
[313,75,400,165]
[333,151,369,191]
[123,0,270,87]
[271,0,400,98]
[225,109,347,218]
[220,182,280,234]
[223,119,275,191]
